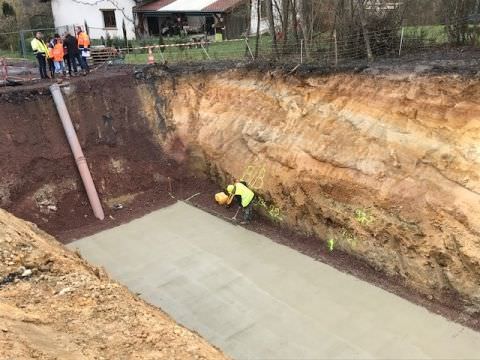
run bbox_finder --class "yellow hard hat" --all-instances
[226,185,234,194]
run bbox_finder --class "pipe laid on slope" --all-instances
[50,84,105,220]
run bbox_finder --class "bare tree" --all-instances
[356,0,374,60]
[442,0,476,44]
[266,0,279,57]
[254,0,262,58]
[245,0,253,57]
[298,0,314,59]
[281,0,290,53]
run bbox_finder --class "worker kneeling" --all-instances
[220,181,255,223]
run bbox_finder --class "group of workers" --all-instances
[217,180,255,224]
[31,26,91,80]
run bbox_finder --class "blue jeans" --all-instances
[54,61,64,74]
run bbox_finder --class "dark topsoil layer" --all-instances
[2,59,480,334]
[1,46,480,98]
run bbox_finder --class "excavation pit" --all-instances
[2,64,480,357]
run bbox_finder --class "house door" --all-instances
[147,17,160,36]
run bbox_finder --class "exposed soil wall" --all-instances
[0,74,181,237]
[1,68,480,316]
[138,68,480,313]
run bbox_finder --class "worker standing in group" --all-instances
[46,39,55,79]
[30,32,49,79]
[64,31,84,75]
[226,181,255,223]
[52,36,65,80]
[76,26,90,74]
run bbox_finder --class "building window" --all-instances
[102,10,116,28]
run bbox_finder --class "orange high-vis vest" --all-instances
[52,42,64,61]
[77,32,90,48]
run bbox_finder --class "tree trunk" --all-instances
[245,0,252,57]
[298,0,311,59]
[281,0,290,53]
[254,0,261,58]
[356,0,373,61]
[290,0,300,48]
[266,0,278,58]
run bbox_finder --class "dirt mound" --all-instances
[0,208,226,360]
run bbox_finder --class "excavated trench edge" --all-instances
[2,68,480,333]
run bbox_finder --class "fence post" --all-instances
[200,42,211,60]
[399,27,405,57]
[245,37,255,60]
[1,58,8,85]
[20,30,27,58]
[300,39,304,64]
[334,29,338,67]
[158,46,165,64]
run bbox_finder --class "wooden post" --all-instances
[300,39,304,63]
[356,0,373,61]
[201,42,211,60]
[19,30,27,58]
[245,37,255,60]
[158,46,165,64]
[398,27,405,57]
[334,29,338,66]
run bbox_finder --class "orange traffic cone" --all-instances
[147,47,155,65]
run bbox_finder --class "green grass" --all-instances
[124,38,262,64]
[0,49,34,61]
[404,25,449,43]
[123,34,278,64]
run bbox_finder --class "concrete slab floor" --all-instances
[68,202,480,360]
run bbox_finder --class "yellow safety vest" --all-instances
[31,38,49,55]
[232,182,254,207]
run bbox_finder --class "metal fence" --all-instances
[0,25,119,59]
[119,23,480,66]
[1,21,480,85]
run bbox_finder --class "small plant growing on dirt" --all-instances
[354,209,374,226]
[327,238,335,252]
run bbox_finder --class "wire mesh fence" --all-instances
[117,23,480,67]
[1,20,480,83]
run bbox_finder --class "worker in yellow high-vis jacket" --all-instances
[226,181,255,223]
[31,32,49,79]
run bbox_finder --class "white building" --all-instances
[50,0,138,40]
[250,0,282,35]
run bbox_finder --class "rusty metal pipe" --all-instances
[49,84,105,220]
